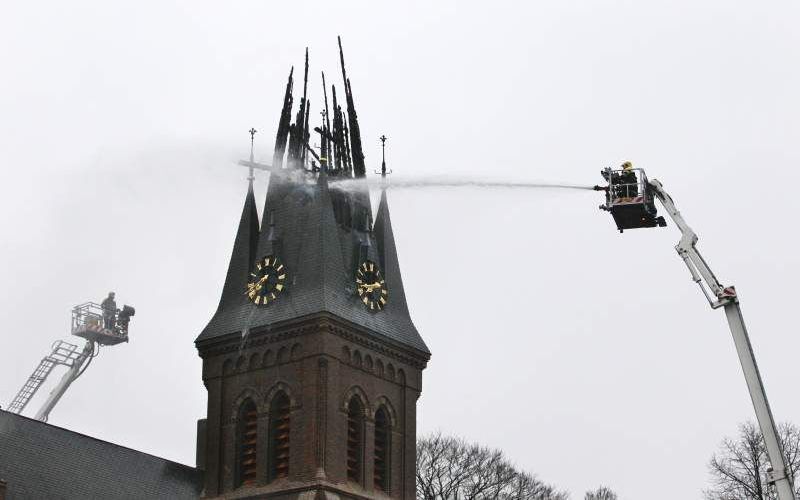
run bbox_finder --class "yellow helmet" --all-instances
[621,161,633,171]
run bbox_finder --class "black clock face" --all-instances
[356,260,387,311]
[246,255,286,305]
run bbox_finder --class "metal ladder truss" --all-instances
[7,340,85,414]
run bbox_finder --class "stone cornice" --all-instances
[197,312,429,370]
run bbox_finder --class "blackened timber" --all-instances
[331,85,343,175]
[343,114,353,175]
[300,48,310,167]
[273,67,294,169]
[338,36,366,178]
[288,98,306,166]
[303,100,310,168]
[302,48,309,113]
[319,118,329,174]
[287,49,310,168]
[322,72,332,172]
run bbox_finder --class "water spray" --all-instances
[329,176,598,193]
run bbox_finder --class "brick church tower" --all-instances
[194,40,430,499]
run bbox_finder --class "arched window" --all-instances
[236,399,258,487]
[267,391,290,482]
[347,396,364,484]
[374,406,391,492]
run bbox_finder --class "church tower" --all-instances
[195,40,430,500]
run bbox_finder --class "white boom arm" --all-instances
[649,179,796,499]
[34,341,94,422]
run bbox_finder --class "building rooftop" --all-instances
[0,410,202,499]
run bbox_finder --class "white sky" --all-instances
[1,1,799,498]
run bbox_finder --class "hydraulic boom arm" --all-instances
[33,341,94,422]
[649,179,796,499]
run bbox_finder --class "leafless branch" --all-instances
[416,433,568,500]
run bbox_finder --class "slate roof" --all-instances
[197,174,430,356]
[0,410,203,499]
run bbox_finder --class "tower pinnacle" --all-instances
[248,127,257,183]
[376,134,392,180]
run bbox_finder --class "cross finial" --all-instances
[247,128,257,182]
[376,135,392,178]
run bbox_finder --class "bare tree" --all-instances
[585,486,618,500]
[416,433,568,500]
[705,421,800,500]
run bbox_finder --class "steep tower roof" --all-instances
[198,172,428,354]
[374,189,411,317]
[215,182,259,311]
[197,43,428,356]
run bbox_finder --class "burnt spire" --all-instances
[198,39,429,356]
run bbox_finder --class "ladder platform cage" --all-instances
[71,302,130,346]
[599,167,667,233]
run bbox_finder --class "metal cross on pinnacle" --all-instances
[376,135,392,178]
[247,128,257,182]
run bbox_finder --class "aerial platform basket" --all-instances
[71,302,129,346]
[599,166,667,232]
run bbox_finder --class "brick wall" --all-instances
[197,314,426,499]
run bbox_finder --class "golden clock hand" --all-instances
[362,282,381,292]
[245,275,269,294]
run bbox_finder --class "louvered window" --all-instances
[236,399,258,487]
[374,406,390,492]
[268,392,290,482]
[347,397,364,483]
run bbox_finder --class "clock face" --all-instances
[356,260,387,311]
[246,255,286,305]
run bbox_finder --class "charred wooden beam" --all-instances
[338,36,366,178]
[273,67,294,169]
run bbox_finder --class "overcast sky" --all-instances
[2,1,799,498]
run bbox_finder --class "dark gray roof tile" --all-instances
[0,410,203,499]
